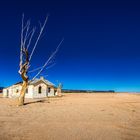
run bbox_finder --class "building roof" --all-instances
[4,77,55,89]
[30,77,55,86]
[14,82,22,85]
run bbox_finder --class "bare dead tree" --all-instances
[57,83,63,97]
[18,14,63,106]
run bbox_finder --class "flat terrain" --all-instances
[0,93,140,140]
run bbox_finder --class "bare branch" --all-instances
[19,48,29,80]
[19,14,24,74]
[23,20,30,46]
[39,74,48,78]
[29,66,43,73]
[32,38,64,80]
[26,27,36,50]
[29,15,49,61]
[29,63,56,73]
[46,63,56,70]
[19,14,31,75]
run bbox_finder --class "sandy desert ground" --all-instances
[0,93,140,140]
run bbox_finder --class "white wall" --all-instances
[3,82,56,99]
[3,89,8,97]
[25,85,34,98]
[33,83,47,98]
[11,85,22,98]
[3,85,22,98]
[48,87,55,96]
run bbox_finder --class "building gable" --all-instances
[31,80,50,87]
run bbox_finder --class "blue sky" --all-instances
[0,0,140,92]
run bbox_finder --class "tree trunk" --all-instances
[17,81,28,106]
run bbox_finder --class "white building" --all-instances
[3,77,57,98]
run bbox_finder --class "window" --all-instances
[48,87,51,93]
[7,90,9,95]
[16,89,19,93]
[38,86,42,94]
[54,89,57,95]
[26,88,28,94]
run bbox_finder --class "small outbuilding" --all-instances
[3,77,57,98]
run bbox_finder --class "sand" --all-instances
[0,93,140,140]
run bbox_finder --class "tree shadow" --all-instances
[24,99,47,105]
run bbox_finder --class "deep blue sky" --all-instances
[0,0,140,92]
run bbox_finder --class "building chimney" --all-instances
[40,76,44,80]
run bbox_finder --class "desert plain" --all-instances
[0,93,140,140]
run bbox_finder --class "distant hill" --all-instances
[62,89,115,93]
